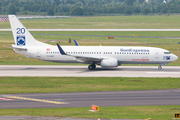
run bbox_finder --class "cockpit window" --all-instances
[164,52,171,54]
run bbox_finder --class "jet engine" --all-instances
[101,58,118,67]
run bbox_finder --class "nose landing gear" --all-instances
[88,64,96,70]
[158,66,162,70]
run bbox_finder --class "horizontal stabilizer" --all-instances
[4,45,27,50]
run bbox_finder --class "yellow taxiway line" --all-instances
[5,96,68,104]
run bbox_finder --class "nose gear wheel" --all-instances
[158,66,162,70]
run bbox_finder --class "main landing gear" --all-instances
[158,66,162,70]
[88,64,96,70]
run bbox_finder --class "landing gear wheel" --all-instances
[88,64,96,70]
[88,65,93,70]
[158,66,162,70]
[92,64,96,69]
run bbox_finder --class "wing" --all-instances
[57,43,102,62]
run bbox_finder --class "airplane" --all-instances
[8,15,178,70]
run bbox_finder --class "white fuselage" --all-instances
[14,45,178,66]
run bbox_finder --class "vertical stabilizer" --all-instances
[8,15,49,46]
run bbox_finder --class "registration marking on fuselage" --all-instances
[4,96,68,104]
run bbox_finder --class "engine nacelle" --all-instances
[101,58,118,67]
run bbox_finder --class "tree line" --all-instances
[0,0,180,16]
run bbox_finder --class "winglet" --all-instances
[57,43,67,55]
[74,40,79,46]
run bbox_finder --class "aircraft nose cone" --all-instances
[173,54,178,61]
[175,55,178,61]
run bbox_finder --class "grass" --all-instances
[0,15,180,119]
[0,77,179,94]
[1,31,180,47]
[0,105,179,120]
[1,15,180,29]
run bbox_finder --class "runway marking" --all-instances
[0,98,15,100]
[146,72,180,74]
[5,96,68,104]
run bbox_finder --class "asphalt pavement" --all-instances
[0,89,180,109]
[0,65,180,77]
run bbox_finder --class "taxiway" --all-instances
[0,89,180,109]
[0,65,180,77]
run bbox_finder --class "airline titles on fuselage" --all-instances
[120,48,150,53]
